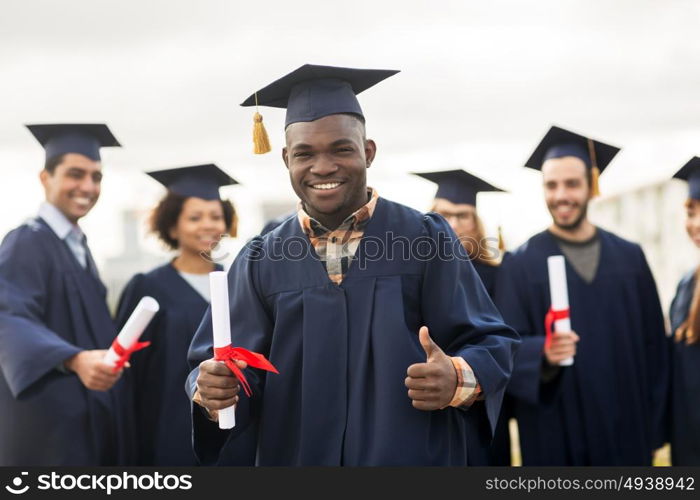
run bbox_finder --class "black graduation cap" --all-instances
[241,64,400,128]
[413,169,505,206]
[525,125,620,172]
[524,126,620,197]
[674,157,700,200]
[146,164,239,201]
[26,123,121,162]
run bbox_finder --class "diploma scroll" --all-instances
[104,296,159,369]
[547,255,574,366]
[209,271,236,429]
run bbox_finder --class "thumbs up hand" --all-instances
[405,326,457,411]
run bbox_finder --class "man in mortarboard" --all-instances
[494,126,668,465]
[415,169,512,465]
[0,124,134,465]
[186,65,520,465]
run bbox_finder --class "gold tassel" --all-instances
[252,92,271,154]
[590,166,600,198]
[252,112,271,154]
[497,225,506,253]
[587,138,600,197]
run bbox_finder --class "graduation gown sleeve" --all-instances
[0,226,81,398]
[420,214,520,434]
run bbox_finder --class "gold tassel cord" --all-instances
[497,225,506,253]
[590,166,600,198]
[587,138,600,197]
[252,92,271,155]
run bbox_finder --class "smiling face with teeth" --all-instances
[283,114,377,229]
[541,156,592,233]
[169,197,228,256]
[40,153,102,224]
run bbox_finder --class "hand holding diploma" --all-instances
[405,326,457,411]
[104,296,159,372]
[545,256,579,366]
[544,331,580,366]
[65,349,123,391]
[195,358,245,422]
[203,271,279,429]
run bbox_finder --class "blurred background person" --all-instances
[668,157,700,466]
[115,164,238,465]
[0,123,132,465]
[414,169,503,295]
[495,126,668,465]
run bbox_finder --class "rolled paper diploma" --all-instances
[547,255,574,366]
[104,296,159,368]
[209,271,236,429]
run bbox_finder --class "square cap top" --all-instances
[414,169,505,206]
[26,123,121,162]
[524,125,620,173]
[241,64,399,127]
[147,164,238,200]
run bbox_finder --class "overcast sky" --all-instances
[1,0,699,263]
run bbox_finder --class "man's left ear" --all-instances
[282,147,289,169]
[365,139,377,168]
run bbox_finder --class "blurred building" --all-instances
[590,179,697,315]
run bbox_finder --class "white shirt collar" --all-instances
[38,202,79,240]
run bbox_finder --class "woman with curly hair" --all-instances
[115,164,238,465]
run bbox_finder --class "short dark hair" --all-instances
[285,113,367,141]
[44,154,66,174]
[149,191,237,250]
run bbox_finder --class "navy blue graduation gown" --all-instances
[494,229,668,465]
[115,263,221,465]
[473,261,497,299]
[259,214,294,236]
[186,198,520,465]
[668,270,700,465]
[0,218,134,465]
[471,260,512,466]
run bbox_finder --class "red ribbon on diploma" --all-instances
[214,345,279,397]
[544,307,570,350]
[111,338,151,372]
